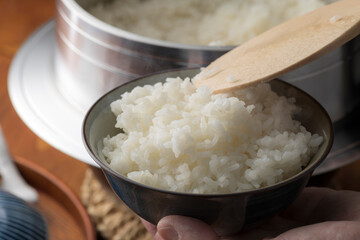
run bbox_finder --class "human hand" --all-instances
[141,187,360,240]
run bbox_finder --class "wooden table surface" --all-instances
[0,0,359,238]
[0,0,88,205]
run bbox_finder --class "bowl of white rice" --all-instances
[82,68,333,236]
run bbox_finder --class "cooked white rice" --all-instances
[102,77,323,194]
[87,0,336,46]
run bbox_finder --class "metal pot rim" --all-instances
[60,0,235,51]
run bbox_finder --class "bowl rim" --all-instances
[82,68,334,198]
[59,0,235,51]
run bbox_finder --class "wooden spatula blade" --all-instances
[193,0,360,93]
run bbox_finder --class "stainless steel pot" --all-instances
[55,0,360,121]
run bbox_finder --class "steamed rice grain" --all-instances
[102,78,323,194]
[87,0,337,46]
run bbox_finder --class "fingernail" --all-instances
[158,225,179,240]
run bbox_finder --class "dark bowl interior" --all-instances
[82,68,333,236]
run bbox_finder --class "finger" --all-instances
[272,221,360,240]
[140,218,157,236]
[308,190,360,222]
[222,216,300,240]
[155,215,218,240]
[282,187,360,223]
[280,187,334,222]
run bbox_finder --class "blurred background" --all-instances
[0,0,359,239]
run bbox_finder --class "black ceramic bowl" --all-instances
[82,68,333,236]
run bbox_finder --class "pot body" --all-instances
[55,0,360,120]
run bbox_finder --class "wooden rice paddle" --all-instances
[193,0,360,93]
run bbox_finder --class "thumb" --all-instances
[155,215,218,240]
[271,221,360,240]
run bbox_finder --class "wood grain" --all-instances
[194,0,360,93]
[16,156,96,240]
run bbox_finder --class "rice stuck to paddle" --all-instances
[102,78,323,194]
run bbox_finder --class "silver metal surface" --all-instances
[55,0,360,121]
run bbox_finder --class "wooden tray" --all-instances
[14,156,96,240]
